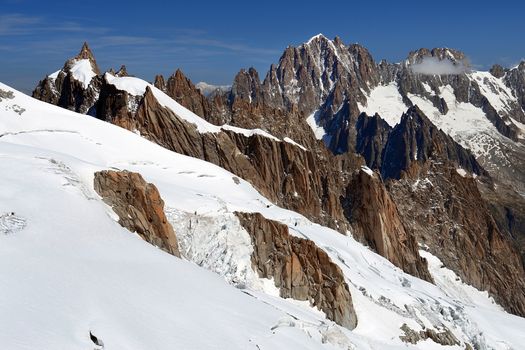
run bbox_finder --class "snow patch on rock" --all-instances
[70,59,96,89]
[306,110,326,140]
[358,82,408,126]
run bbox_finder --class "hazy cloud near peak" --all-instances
[410,56,470,75]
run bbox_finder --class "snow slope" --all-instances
[358,82,408,127]
[1,82,524,349]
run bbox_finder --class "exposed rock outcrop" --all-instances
[93,170,180,257]
[379,106,485,180]
[353,106,525,316]
[355,112,391,170]
[235,212,357,330]
[155,70,218,124]
[342,168,432,281]
[504,61,525,123]
[399,323,459,347]
[0,88,15,101]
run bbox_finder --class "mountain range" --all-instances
[2,34,525,349]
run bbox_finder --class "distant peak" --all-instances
[408,47,466,63]
[116,65,128,77]
[77,42,95,60]
[512,60,525,70]
[172,68,186,79]
[73,41,100,75]
[306,33,329,45]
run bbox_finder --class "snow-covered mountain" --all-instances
[3,79,525,349]
[195,81,232,97]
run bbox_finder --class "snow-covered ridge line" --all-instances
[306,33,328,45]
[104,73,307,148]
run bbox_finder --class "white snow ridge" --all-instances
[1,81,525,350]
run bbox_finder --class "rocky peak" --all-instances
[259,34,377,116]
[305,33,329,44]
[115,65,128,77]
[32,41,104,115]
[154,74,166,91]
[504,61,525,114]
[73,42,100,75]
[380,106,484,180]
[162,69,213,120]
[407,47,466,65]
[76,42,95,60]
[332,35,343,46]
[489,64,506,78]
[231,67,261,104]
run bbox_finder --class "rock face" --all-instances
[378,106,485,180]
[355,113,392,170]
[388,163,525,317]
[235,212,357,330]
[504,61,525,123]
[342,168,432,281]
[93,170,180,257]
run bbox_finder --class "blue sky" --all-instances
[1,0,524,92]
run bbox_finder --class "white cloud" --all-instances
[410,56,469,75]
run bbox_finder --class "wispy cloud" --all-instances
[0,14,40,35]
[0,13,109,36]
[410,56,470,75]
[172,35,281,56]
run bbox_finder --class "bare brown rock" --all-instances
[162,70,218,124]
[342,168,432,281]
[115,65,128,77]
[154,74,166,92]
[235,212,357,330]
[93,170,180,257]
